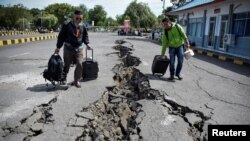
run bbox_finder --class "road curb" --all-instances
[0,34,58,47]
[0,31,39,36]
[193,48,249,66]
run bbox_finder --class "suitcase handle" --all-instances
[85,48,94,61]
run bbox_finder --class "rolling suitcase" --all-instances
[82,48,99,79]
[151,55,169,76]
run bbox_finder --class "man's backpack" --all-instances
[164,24,182,41]
[43,54,65,85]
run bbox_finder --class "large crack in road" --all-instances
[1,39,211,141]
[71,40,210,141]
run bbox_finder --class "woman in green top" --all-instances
[161,17,190,80]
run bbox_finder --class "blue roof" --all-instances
[171,0,215,12]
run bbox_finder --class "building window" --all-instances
[233,12,250,37]
[219,15,228,49]
[208,17,216,47]
[188,18,203,37]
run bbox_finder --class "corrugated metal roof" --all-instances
[171,0,215,12]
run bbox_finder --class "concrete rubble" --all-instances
[72,40,210,141]
[1,96,57,141]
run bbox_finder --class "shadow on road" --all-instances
[27,83,68,92]
[193,54,250,77]
[80,78,97,82]
[126,37,161,45]
[145,74,176,82]
[105,52,119,56]
[38,65,47,68]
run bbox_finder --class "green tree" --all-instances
[41,14,58,29]
[30,8,41,17]
[0,5,5,29]
[157,14,165,28]
[15,18,30,30]
[115,14,124,25]
[45,3,76,26]
[33,12,58,29]
[0,4,32,30]
[104,17,118,27]
[32,10,47,29]
[172,0,188,7]
[123,0,157,31]
[77,4,89,22]
[88,5,107,26]
[164,6,177,22]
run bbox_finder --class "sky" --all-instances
[0,0,172,18]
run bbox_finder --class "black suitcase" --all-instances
[151,55,169,76]
[82,49,99,79]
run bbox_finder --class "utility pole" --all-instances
[108,21,110,31]
[22,17,24,31]
[161,0,166,14]
[40,11,43,29]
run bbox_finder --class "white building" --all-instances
[169,0,250,62]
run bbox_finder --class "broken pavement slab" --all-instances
[138,99,193,141]
[75,118,88,127]
[3,133,26,141]
[0,95,58,140]
[70,40,210,141]
[75,112,94,120]
[185,113,202,126]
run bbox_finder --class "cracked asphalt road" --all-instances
[0,32,249,141]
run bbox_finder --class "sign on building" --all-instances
[124,20,130,33]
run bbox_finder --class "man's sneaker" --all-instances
[61,80,67,85]
[176,74,183,80]
[61,75,67,85]
[74,81,81,88]
[168,76,174,81]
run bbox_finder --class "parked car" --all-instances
[154,32,162,41]
[118,29,126,36]
[150,31,162,41]
[39,28,52,33]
